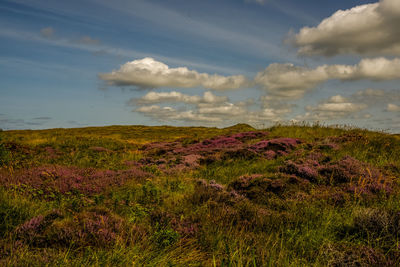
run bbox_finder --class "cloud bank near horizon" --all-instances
[101,57,400,100]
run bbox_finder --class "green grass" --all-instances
[0,124,399,266]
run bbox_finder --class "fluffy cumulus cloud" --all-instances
[299,95,367,121]
[197,103,247,116]
[387,104,400,112]
[133,89,292,126]
[136,104,289,125]
[136,105,222,123]
[255,57,400,98]
[291,0,400,56]
[307,95,366,113]
[132,91,227,105]
[254,63,332,98]
[99,58,248,90]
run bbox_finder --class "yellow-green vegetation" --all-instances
[0,124,399,266]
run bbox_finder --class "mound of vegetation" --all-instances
[0,124,399,266]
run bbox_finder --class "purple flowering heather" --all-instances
[47,209,124,248]
[170,218,199,237]
[182,154,202,168]
[0,165,152,196]
[208,180,225,191]
[229,174,264,191]
[228,131,269,142]
[185,137,244,154]
[249,138,302,157]
[43,146,59,159]
[319,156,381,184]
[190,179,241,205]
[280,160,319,182]
[16,215,45,243]
[135,134,302,174]
[15,210,63,245]
[141,141,182,155]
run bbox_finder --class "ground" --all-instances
[0,123,399,266]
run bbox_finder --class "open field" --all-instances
[1,124,400,266]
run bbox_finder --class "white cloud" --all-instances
[255,57,400,98]
[351,88,400,107]
[351,88,392,106]
[40,27,54,38]
[299,95,367,121]
[291,0,400,56]
[115,57,400,99]
[197,103,247,116]
[254,63,331,98]
[133,89,292,126]
[202,91,229,104]
[134,91,200,104]
[387,103,400,112]
[99,57,249,90]
[135,102,290,125]
[306,95,367,113]
[351,57,400,80]
[136,105,222,123]
[132,91,228,105]
[354,88,385,97]
[307,102,366,113]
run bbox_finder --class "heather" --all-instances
[0,123,400,266]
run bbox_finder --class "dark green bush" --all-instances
[0,190,33,237]
[151,228,179,249]
[0,132,10,166]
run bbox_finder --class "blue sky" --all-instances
[1,0,399,132]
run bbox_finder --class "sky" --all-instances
[1,0,400,132]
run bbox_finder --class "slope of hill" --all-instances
[0,124,399,266]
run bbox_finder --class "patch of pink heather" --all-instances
[182,137,244,154]
[0,165,152,196]
[141,142,182,155]
[192,179,243,204]
[135,134,303,174]
[15,210,63,246]
[319,156,382,184]
[182,154,202,168]
[280,160,320,182]
[16,209,124,248]
[228,131,269,142]
[170,218,199,237]
[229,174,264,191]
[43,146,60,159]
[249,138,302,157]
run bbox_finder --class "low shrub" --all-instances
[0,165,152,197]
[322,243,392,267]
[151,228,180,249]
[15,208,125,248]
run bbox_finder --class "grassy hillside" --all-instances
[0,124,399,266]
